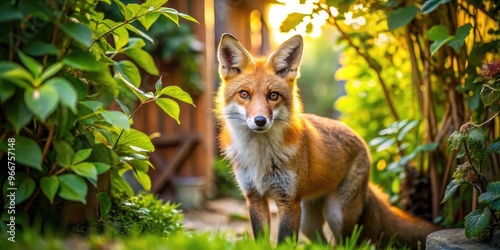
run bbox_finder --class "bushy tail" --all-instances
[359,184,440,249]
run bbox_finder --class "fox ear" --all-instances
[217,34,254,79]
[266,35,303,79]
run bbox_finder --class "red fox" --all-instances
[214,33,439,248]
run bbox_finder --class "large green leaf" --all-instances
[116,129,154,153]
[5,92,32,133]
[72,148,93,165]
[448,24,472,52]
[40,176,59,204]
[93,143,119,166]
[15,178,36,205]
[0,80,16,103]
[101,110,131,130]
[23,41,60,56]
[430,36,453,56]
[0,3,23,22]
[124,48,159,75]
[93,162,111,174]
[114,60,141,87]
[138,12,161,30]
[112,26,129,52]
[113,0,133,20]
[14,136,42,171]
[63,51,101,72]
[464,208,491,239]
[111,169,134,196]
[280,13,307,33]
[70,162,98,186]
[480,85,500,107]
[134,170,151,191]
[158,85,195,106]
[155,98,180,124]
[59,22,93,47]
[478,181,500,211]
[441,179,461,204]
[116,73,149,102]
[58,174,88,204]
[387,5,418,31]
[45,77,78,113]
[24,84,59,121]
[39,62,64,83]
[17,51,42,78]
[426,25,449,41]
[125,24,154,44]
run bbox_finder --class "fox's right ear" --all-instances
[217,34,254,79]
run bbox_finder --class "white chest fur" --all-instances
[224,121,298,199]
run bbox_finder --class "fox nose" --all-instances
[254,116,267,127]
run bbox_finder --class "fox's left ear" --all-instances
[266,35,303,79]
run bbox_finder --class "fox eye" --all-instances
[239,91,250,100]
[268,92,279,101]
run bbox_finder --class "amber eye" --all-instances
[239,91,250,99]
[268,92,279,101]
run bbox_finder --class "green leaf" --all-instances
[158,85,195,106]
[487,181,500,194]
[15,178,36,205]
[430,36,453,56]
[280,13,307,33]
[14,136,42,171]
[116,129,154,153]
[97,192,112,218]
[114,60,141,87]
[40,176,59,204]
[0,62,33,88]
[156,98,180,124]
[63,51,101,72]
[426,25,449,41]
[53,140,75,167]
[155,77,162,93]
[101,110,131,130]
[489,138,500,153]
[448,24,472,53]
[0,3,23,22]
[128,159,149,172]
[177,12,199,24]
[59,22,93,47]
[93,162,111,174]
[441,179,461,203]
[73,148,93,164]
[45,77,78,112]
[18,51,42,78]
[421,0,450,14]
[480,85,500,107]
[79,100,103,112]
[123,48,159,75]
[5,92,32,133]
[464,208,491,239]
[368,137,389,147]
[447,130,464,151]
[39,62,64,83]
[24,84,59,121]
[397,120,419,141]
[478,181,500,211]
[71,162,98,186]
[113,26,129,52]
[23,41,60,56]
[134,170,151,191]
[387,5,419,31]
[376,138,396,152]
[160,8,179,26]
[58,174,88,204]
[139,12,162,30]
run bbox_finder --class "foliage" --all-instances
[213,157,242,199]
[280,0,500,233]
[0,222,408,250]
[444,65,500,242]
[0,0,195,232]
[103,192,183,237]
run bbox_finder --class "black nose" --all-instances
[254,116,267,127]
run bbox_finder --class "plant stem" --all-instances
[112,100,150,150]
[41,125,55,161]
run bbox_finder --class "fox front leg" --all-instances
[246,192,271,239]
[277,200,301,243]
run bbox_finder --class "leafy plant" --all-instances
[103,192,183,237]
[443,61,500,242]
[0,0,195,232]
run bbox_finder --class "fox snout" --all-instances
[247,115,272,133]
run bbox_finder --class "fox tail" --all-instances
[359,184,440,249]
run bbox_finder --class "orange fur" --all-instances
[214,33,438,248]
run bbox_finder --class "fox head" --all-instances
[215,34,304,134]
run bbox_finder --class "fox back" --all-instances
[214,34,438,248]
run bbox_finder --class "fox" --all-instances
[214,33,439,248]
